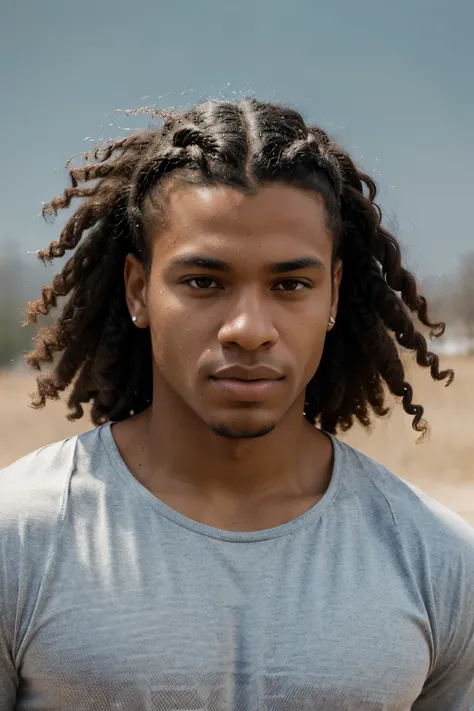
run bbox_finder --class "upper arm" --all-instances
[0,624,18,711]
[413,523,474,710]
[0,443,73,710]
[411,652,474,710]
[0,597,19,708]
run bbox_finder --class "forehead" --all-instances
[148,183,332,262]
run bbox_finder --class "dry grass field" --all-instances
[1,356,473,525]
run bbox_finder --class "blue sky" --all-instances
[1,0,473,281]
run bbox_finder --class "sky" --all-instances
[1,0,473,286]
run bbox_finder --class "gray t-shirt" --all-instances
[1,423,474,710]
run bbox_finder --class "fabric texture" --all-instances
[1,423,473,710]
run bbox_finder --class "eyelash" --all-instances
[273,279,311,292]
[184,277,222,290]
[182,277,312,292]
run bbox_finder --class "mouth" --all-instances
[209,376,285,402]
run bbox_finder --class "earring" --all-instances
[131,315,138,324]
[328,316,336,329]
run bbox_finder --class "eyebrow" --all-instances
[169,256,324,273]
[170,256,231,271]
[268,257,324,274]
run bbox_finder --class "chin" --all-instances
[200,399,297,440]
[208,419,277,440]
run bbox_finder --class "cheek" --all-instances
[146,288,201,370]
[298,322,327,369]
[283,307,329,380]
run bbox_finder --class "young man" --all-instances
[1,99,473,710]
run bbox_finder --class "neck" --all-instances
[132,379,330,500]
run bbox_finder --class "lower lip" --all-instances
[209,378,284,402]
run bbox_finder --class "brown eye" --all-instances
[274,279,308,292]
[187,277,220,289]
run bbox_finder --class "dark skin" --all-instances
[112,183,342,531]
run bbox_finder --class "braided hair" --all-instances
[24,98,453,436]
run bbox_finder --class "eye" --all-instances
[185,276,221,289]
[273,279,310,292]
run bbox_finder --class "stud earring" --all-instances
[131,315,137,324]
[328,316,336,329]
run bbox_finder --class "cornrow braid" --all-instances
[24,98,453,437]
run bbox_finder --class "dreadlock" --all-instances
[24,98,453,437]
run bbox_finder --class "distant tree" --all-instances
[0,248,46,367]
[456,251,474,340]
[0,309,33,367]
[421,273,458,326]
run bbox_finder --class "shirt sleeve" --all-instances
[411,514,474,711]
[0,475,20,710]
[411,642,474,710]
[0,611,18,709]
[0,444,69,711]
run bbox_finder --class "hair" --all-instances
[24,98,453,438]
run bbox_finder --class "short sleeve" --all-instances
[412,515,474,710]
[0,443,71,710]
[0,476,20,710]
[412,640,474,710]
[0,610,18,709]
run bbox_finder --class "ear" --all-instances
[124,253,150,328]
[330,258,343,322]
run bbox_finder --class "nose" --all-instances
[217,290,279,351]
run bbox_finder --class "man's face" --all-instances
[126,183,341,439]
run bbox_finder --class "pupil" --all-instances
[197,277,213,288]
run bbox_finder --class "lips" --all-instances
[209,364,284,402]
[211,364,284,381]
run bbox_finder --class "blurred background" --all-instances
[1,0,473,522]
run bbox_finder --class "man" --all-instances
[1,99,473,710]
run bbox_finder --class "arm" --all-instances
[412,641,474,710]
[0,611,18,709]
[0,442,74,711]
[0,487,20,710]
[412,519,474,710]
[0,447,58,711]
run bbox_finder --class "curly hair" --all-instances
[24,98,453,437]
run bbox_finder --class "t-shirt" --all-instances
[0,423,473,711]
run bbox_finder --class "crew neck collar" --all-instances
[98,421,344,543]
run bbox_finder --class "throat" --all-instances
[110,411,334,532]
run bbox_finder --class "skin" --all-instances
[113,183,342,531]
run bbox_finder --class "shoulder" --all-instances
[334,437,474,564]
[0,426,105,541]
[0,436,79,636]
[0,437,76,520]
[0,428,106,631]
[0,436,79,582]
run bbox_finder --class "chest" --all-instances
[17,534,432,710]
